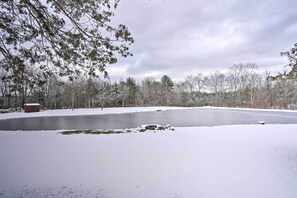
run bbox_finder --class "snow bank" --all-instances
[201,106,297,113]
[1,124,297,198]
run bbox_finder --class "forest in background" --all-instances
[1,63,297,111]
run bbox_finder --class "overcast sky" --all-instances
[108,0,297,82]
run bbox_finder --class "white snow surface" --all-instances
[23,103,40,106]
[1,107,297,197]
[1,125,297,198]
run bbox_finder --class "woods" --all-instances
[1,63,297,110]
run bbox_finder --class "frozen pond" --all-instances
[1,108,297,131]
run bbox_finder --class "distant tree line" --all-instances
[1,62,297,110]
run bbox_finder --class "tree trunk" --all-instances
[71,95,75,111]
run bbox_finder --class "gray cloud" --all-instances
[108,0,297,82]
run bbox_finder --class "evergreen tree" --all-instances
[280,43,297,79]
[0,0,134,82]
[126,77,137,105]
[161,75,174,105]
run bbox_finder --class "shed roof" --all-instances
[24,103,40,106]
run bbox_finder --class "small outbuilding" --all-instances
[24,103,41,113]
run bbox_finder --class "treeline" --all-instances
[1,63,297,110]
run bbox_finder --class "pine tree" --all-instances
[0,0,134,82]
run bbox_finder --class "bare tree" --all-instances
[227,63,257,107]
[85,78,99,108]
[246,73,262,108]
[64,78,85,110]
[273,78,297,108]
[97,80,111,110]
[119,81,129,107]
[183,74,204,105]
[204,71,227,106]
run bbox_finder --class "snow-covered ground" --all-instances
[1,107,297,197]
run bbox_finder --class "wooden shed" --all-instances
[24,103,41,113]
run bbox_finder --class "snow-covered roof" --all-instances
[24,103,40,106]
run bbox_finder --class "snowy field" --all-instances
[1,107,297,197]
